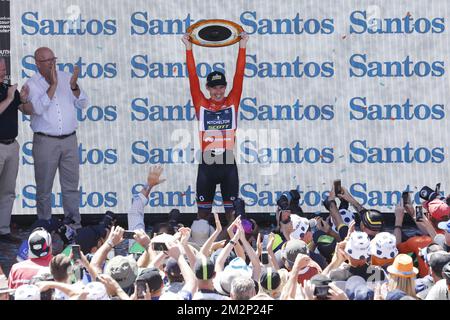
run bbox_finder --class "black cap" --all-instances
[164,258,181,277]
[207,71,227,87]
[137,267,163,292]
[360,209,384,232]
[74,225,108,254]
[260,268,281,291]
[194,257,215,280]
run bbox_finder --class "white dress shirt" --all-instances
[26,70,88,136]
[127,192,148,250]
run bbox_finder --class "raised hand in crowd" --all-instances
[327,282,348,300]
[97,274,130,300]
[256,232,262,258]
[337,186,365,213]
[147,166,166,187]
[394,201,405,244]
[266,232,279,270]
[322,240,347,276]
[200,212,223,257]
[177,227,197,267]
[281,253,311,300]
[69,249,99,281]
[134,229,151,249]
[224,215,245,260]
[215,226,242,273]
[91,225,125,274]
[134,229,153,268]
[166,240,197,295]
[236,219,261,281]
[141,166,166,198]
[132,282,152,301]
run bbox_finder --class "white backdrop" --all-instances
[9,0,450,214]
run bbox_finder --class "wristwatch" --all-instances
[229,240,236,246]
[71,84,79,91]
[106,239,115,248]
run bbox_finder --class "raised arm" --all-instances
[91,225,124,274]
[179,227,197,268]
[167,241,198,296]
[237,222,261,281]
[404,203,437,239]
[215,229,241,274]
[133,229,152,268]
[36,281,82,298]
[199,213,222,257]
[225,216,246,260]
[266,233,279,270]
[338,186,365,214]
[394,202,405,244]
[280,253,311,300]
[182,33,206,113]
[128,166,166,235]
[227,32,248,106]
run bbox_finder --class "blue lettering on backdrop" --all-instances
[349,97,445,120]
[239,11,334,35]
[21,143,118,165]
[240,97,334,121]
[349,140,445,164]
[22,185,117,209]
[245,54,334,78]
[21,11,117,35]
[130,54,225,78]
[239,141,334,164]
[21,55,117,79]
[349,10,445,34]
[131,140,334,165]
[130,12,194,35]
[22,105,118,122]
[129,11,335,35]
[349,54,445,77]
[131,98,196,121]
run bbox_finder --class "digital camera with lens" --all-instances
[276,190,303,214]
[419,184,443,202]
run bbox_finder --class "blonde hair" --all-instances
[387,274,417,298]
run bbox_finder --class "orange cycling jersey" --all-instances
[186,48,246,153]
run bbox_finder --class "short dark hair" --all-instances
[50,254,72,282]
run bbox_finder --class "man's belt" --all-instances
[35,131,76,139]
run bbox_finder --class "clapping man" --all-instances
[21,47,88,229]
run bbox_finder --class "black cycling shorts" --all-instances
[196,152,239,213]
